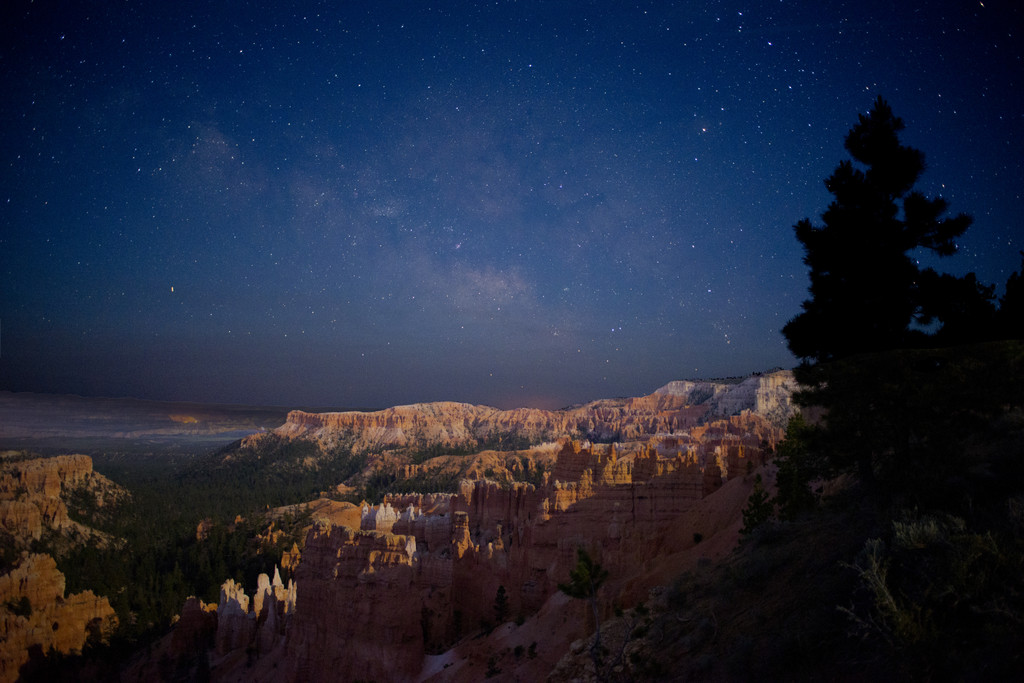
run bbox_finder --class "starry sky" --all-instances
[2,1,1021,411]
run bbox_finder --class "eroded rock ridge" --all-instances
[0,453,126,552]
[251,370,795,454]
[209,409,784,681]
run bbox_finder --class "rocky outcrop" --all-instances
[360,501,401,532]
[214,579,254,655]
[0,454,93,498]
[171,597,218,657]
[0,553,117,682]
[214,566,297,660]
[247,371,796,454]
[654,370,797,426]
[0,454,126,551]
[285,525,423,682]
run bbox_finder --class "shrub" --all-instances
[740,475,774,536]
[773,413,821,519]
[842,512,1024,678]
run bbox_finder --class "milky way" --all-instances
[2,1,1021,409]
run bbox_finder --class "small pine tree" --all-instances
[493,585,509,625]
[740,474,774,536]
[774,414,820,519]
[559,548,609,670]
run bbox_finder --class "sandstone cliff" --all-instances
[0,453,127,553]
[0,552,118,682]
[247,370,796,455]
[197,405,783,682]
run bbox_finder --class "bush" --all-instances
[773,413,821,519]
[842,512,1024,678]
[739,475,774,536]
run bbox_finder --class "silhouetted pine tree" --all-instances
[997,251,1024,339]
[783,96,978,362]
[781,98,1016,491]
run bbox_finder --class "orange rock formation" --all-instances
[206,412,784,681]
[0,553,117,682]
[0,453,126,551]
[247,371,796,454]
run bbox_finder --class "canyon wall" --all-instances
[0,453,126,551]
[248,370,796,454]
[208,408,784,681]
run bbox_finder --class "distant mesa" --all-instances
[254,370,797,455]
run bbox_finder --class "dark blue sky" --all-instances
[2,1,1021,410]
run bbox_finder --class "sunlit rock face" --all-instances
[249,370,796,454]
[0,453,127,550]
[0,553,117,682]
[0,455,129,681]
[653,370,797,426]
[214,567,296,661]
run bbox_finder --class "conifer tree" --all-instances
[739,474,774,536]
[783,96,976,362]
[559,548,609,672]
[493,585,509,624]
[781,98,998,487]
[997,252,1024,339]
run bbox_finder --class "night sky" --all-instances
[2,1,1021,410]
